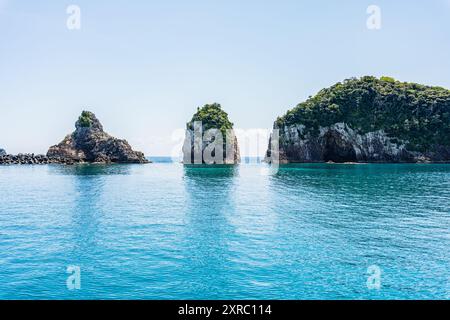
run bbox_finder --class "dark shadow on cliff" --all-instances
[321,131,358,163]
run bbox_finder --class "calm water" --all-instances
[0,161,449,300]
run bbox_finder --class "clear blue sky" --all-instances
[1,0,450,155]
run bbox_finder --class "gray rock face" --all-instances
[0,148,6,156]
[183,129,240,164]
[182,104,241,165]
[47,111,148,164]
[266,122,450,163]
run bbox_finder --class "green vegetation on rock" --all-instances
[380,76,396,83]
[187,103,234,136]
[78,111,92,128]
[276,76,450,151]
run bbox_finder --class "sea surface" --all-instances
[0,159,449,300]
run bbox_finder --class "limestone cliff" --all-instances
[266,77,450,163]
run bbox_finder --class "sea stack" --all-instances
[47,111,148,164]
[266,76,450,163]
[183,103,240,164]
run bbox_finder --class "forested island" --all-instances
[266,76,450,163]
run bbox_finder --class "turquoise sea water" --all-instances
[0,161,449,300]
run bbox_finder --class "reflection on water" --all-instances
[183,164,238,215]
[182,165,238,297]
[183,165,238,207]
[271,163,450,192]
[0,163,449,299]
[47,164,133,176]
[184,164,238,178]
[267,163,450,298]
[67,168,106,259]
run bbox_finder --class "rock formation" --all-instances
[183,103,240,164]
[47,111,148,164]
[266,76,450,163]
[266,122,424,163]
[0,148,6,156]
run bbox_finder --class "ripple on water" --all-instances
[0,163,449,299]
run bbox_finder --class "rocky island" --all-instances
[0,111,148,165]
[47,111,148,164]
[266,76,450,163]
[183,103,240,164]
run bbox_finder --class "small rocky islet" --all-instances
[0,111,148,165]
[183,103,240,164]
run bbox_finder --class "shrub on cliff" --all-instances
[276,76,450,152]
[380,76,396,83]
[78,111,92,128]
[187,103,234,136]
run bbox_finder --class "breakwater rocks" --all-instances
[0,154,78,165]
[0,148,6,156]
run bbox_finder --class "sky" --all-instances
[1,0,450,156]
